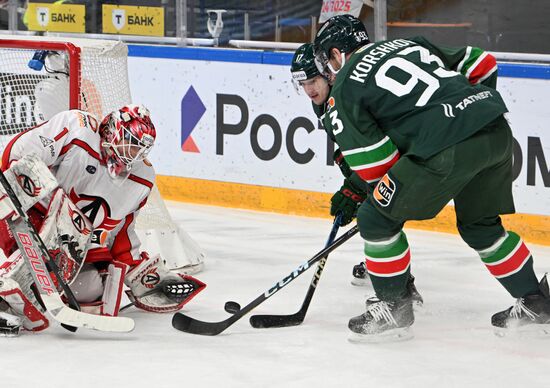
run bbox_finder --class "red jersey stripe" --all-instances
[110,212,136,265]
[54,127,69,141]
[468,54,497,84]
[355,152,400,182]
[59,139,102,162]
[128,174,154,189]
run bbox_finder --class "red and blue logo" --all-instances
[181,86,206,153]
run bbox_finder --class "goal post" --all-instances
[0,35,205,273]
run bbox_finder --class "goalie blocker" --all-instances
[0,155,205,334]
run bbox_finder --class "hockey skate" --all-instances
[0,309,22,337]
[406,275,424,307]
[348,295,414,343]
[352,265,424,307]
[492,274,550,336]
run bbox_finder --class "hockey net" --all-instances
[0,35,204,273]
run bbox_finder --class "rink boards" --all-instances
[127,45,550,245]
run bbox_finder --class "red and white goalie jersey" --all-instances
[1,109,154,266]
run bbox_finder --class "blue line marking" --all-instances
[128,45,550,79]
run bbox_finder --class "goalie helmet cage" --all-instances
[0,35,204,274]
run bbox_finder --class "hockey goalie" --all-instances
[0,104,205,336]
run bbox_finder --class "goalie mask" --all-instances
[313,14,370,76]
[99,104,156,179]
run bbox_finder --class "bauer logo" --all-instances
[374,174,396,207]
[180,86,205,153]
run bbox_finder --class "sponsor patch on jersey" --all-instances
[39,135,53,147]
[327,96,336,110]
[40,135,56,157]
[86,165,96,174]
[374,174,397,208]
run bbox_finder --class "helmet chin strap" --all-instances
[328,52,347,75]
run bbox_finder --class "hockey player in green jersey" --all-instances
[313,14,550,341]
[291,43,369,283]
[291,44,423,300]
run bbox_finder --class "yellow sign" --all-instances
[27,3,85,33]
[102,5,164,37]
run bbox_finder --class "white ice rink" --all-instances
[3,202,550,388]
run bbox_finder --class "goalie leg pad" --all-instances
[101,261,128,317]
[0,277,49,332]
[0,250,49,331]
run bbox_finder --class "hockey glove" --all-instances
[330,179,366,226]
[124,252,206,313]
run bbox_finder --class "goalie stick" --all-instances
[249,213,342,328]
[172,224,359,336]
[0,169,134,333]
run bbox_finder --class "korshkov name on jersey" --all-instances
[349,39,416,84]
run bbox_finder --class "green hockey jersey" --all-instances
[322,36,508,184]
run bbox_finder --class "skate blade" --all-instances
[494,323,550,338]
[348,326,414,343]
[351,277,371,287]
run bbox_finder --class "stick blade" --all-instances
[172,312,230,336]
[249,313,305,329]
[54,306,135,333]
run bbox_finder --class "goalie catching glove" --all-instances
[124,252,206,313]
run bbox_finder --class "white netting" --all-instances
[0,35,204,272]
[0,35,130,140]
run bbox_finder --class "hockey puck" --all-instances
[224,301,241,314]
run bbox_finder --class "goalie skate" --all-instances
[0,311,22,337]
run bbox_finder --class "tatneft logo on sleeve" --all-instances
[27,3,85,33]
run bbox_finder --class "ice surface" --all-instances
[2,202,550,388]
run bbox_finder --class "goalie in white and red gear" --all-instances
[0,104,205,334]
[99,104,156,179]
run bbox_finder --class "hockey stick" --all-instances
[249,213,343,328]
[172,224,359,336]
[0,170,134,333]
